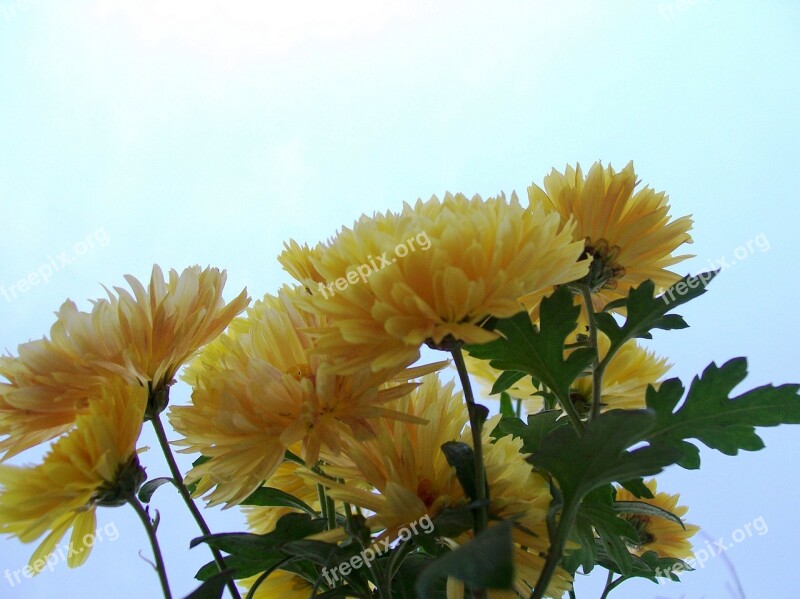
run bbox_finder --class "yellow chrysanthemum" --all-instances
[170,286,443,507]
[528,161,693,306]
[238,571,315,599]
[280,192,589,374]
[615,479,699,560]
[0,380,146,570]
[312,375,572,598]
[0,265,249,459]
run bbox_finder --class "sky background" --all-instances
[1,1,798,597]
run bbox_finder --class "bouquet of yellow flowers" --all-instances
[1,161,796,599]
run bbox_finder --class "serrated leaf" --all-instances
[415,522,514,598]
[240,486,318,516]
[594,272,717,351]
[530,410,680,505]
[597,549,691,583]
[645,358,800,468]
[567,486,639,577]
[465,287,594,399]
[137,477,173,504]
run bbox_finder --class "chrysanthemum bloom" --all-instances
[0,380,146,570]
[615,479,699,559]
[0,265,249,459]
[171,286,443,507]
[527,161,693,307]
[238,571,316,599]
[280,192,589,374]
[311,375,572,598]
[465,329,669,414]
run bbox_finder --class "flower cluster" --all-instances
[9,161,791,599]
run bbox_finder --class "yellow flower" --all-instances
[0,380,146,570]
[170,286,443,507]
[238,571,315,599]
[311,375,572,598]
[280,192,588,374]
[0,265,249,459]
[528,161,693,306]
[615,479,699,560]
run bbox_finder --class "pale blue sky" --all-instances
[1,1,798,598]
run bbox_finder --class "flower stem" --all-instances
[150,413,241,599]
[450,346,488,533]
[579,286,603,421]
[598,574,624,599]
[553,387,586,434]
[129,497,172,599]
[529,500,581,599]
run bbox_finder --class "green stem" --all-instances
[529,500,581,599]
[553,387,586,433]
[451,345,489,599]
[515,397,523,418]
[246,556,293,599]
[579,286,603,421]
[598,574,625,599]
[150,413,241,599]
[450,346,489,534]
[317,482,330,526]
[129,497,172,599]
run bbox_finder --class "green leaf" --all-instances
[279,539,339,565]
[393,554,443,599]
[137,477,173,504]
[499,392,516,418]
[594,272,717,350]
[530,410,680,506]
[614,501,686,529]
[183,570,234,599]
[441,441,480,502]
[192,514,327,580]
[415,522,514,598]
[490,411,567,453]
[466,287,594,399]
[616,478,654,499]
[565,486,639,577]
[645,358,800,468]
[491,370,527,395]
[240,486,318,516]
[598,549,691,583]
